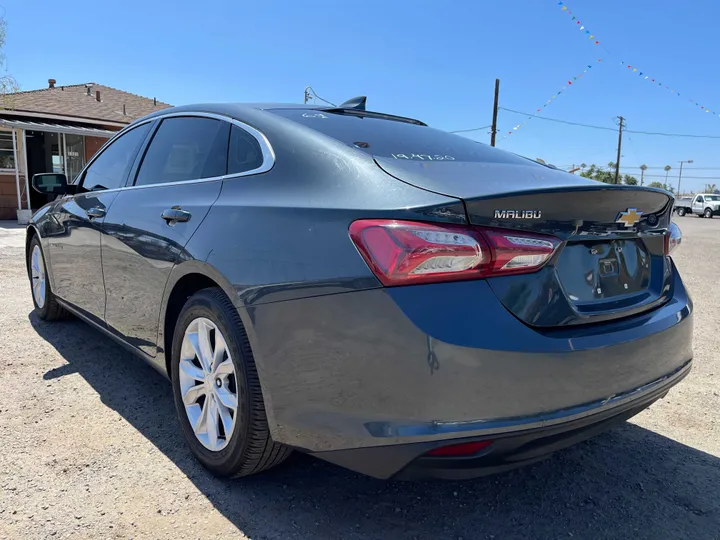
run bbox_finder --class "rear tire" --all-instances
[27,236,67,321]
[705,208,714,219]
[677,208,686,217]
[170,287,291,478]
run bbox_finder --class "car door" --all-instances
[46,122,153,323]
[100,115,230,356]
[693,195,704,214]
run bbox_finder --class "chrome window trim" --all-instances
[72,118,156,187]
[72,110,276,193]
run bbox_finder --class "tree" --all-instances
[580,163,617,184]
[624,175,638,186]
[639,164,647,186]
[664,165,672,184]
[704,183,717,193]
[648,181,673,192]
[580,162,587,172]
[0,17,18,106]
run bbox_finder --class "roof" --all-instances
[2,83,172,125]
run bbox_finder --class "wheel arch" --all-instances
[24,225,52,286]
[25,225,39,273]
[25,217,57,290]
[159,260,259,379]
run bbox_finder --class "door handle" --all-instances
[86,207,106,219]
[161,207,191,223]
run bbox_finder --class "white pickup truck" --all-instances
[674,193,720,218]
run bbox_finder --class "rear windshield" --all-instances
[269,109,535,166]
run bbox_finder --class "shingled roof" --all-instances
[2,82,172,125]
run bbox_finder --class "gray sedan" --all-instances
[26,99,692,480]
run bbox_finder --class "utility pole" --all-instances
[677,159,693,194]
[490,79,500,147]
[614,116,624,184]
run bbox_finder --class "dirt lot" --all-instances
[0,216,718,540]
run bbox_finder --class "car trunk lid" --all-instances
[375,158,674,327]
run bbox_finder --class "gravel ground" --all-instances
[0,217,718,540]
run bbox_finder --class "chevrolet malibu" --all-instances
[25,99,692,480]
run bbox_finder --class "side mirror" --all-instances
[32,173,69,195]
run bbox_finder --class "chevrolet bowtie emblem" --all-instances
[616,208,643,227]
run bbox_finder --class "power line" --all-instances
[498,107,720,139]
[626,128,720,139]
[499,107,616,132]
[626,174,720,180]
[449,125,492,134]
[620,166,720,170]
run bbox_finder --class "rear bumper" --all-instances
[311,360,690,479]
[246,262,693,471]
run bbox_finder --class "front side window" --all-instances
[704,195,720,201]
[134,117,229,187]
[81,122,152,191]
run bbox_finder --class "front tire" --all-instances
[677,207,686,217]
[27,236,67,321]
[705,208,714,219]
[170,287,291,478]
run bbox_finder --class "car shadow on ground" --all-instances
[32,313,719,540]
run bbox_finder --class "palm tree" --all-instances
[640,164,647,186]
[664,165,672,184]
[705,183,717,193]
[580,162,587,173]
[606,162,618,184]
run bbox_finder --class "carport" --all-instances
[0,119,114,222]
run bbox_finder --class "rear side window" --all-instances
[228,125,263,175]
[134,117,230,186]
[269,109,533,165]
[81,122,151,190]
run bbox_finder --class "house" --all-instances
[0,79,171,220]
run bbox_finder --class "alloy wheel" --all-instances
[179,317,239,451]
[30,245,46,309]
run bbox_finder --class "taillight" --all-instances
[349,219,560,286]
[426,440,494,457]
[665,222,682,255]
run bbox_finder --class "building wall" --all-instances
[84,136,106,162]
[0,173,28,219]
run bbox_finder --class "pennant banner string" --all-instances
[557,1,719,118]
[500,58,603,140]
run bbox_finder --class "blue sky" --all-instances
[4,0,719,193]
